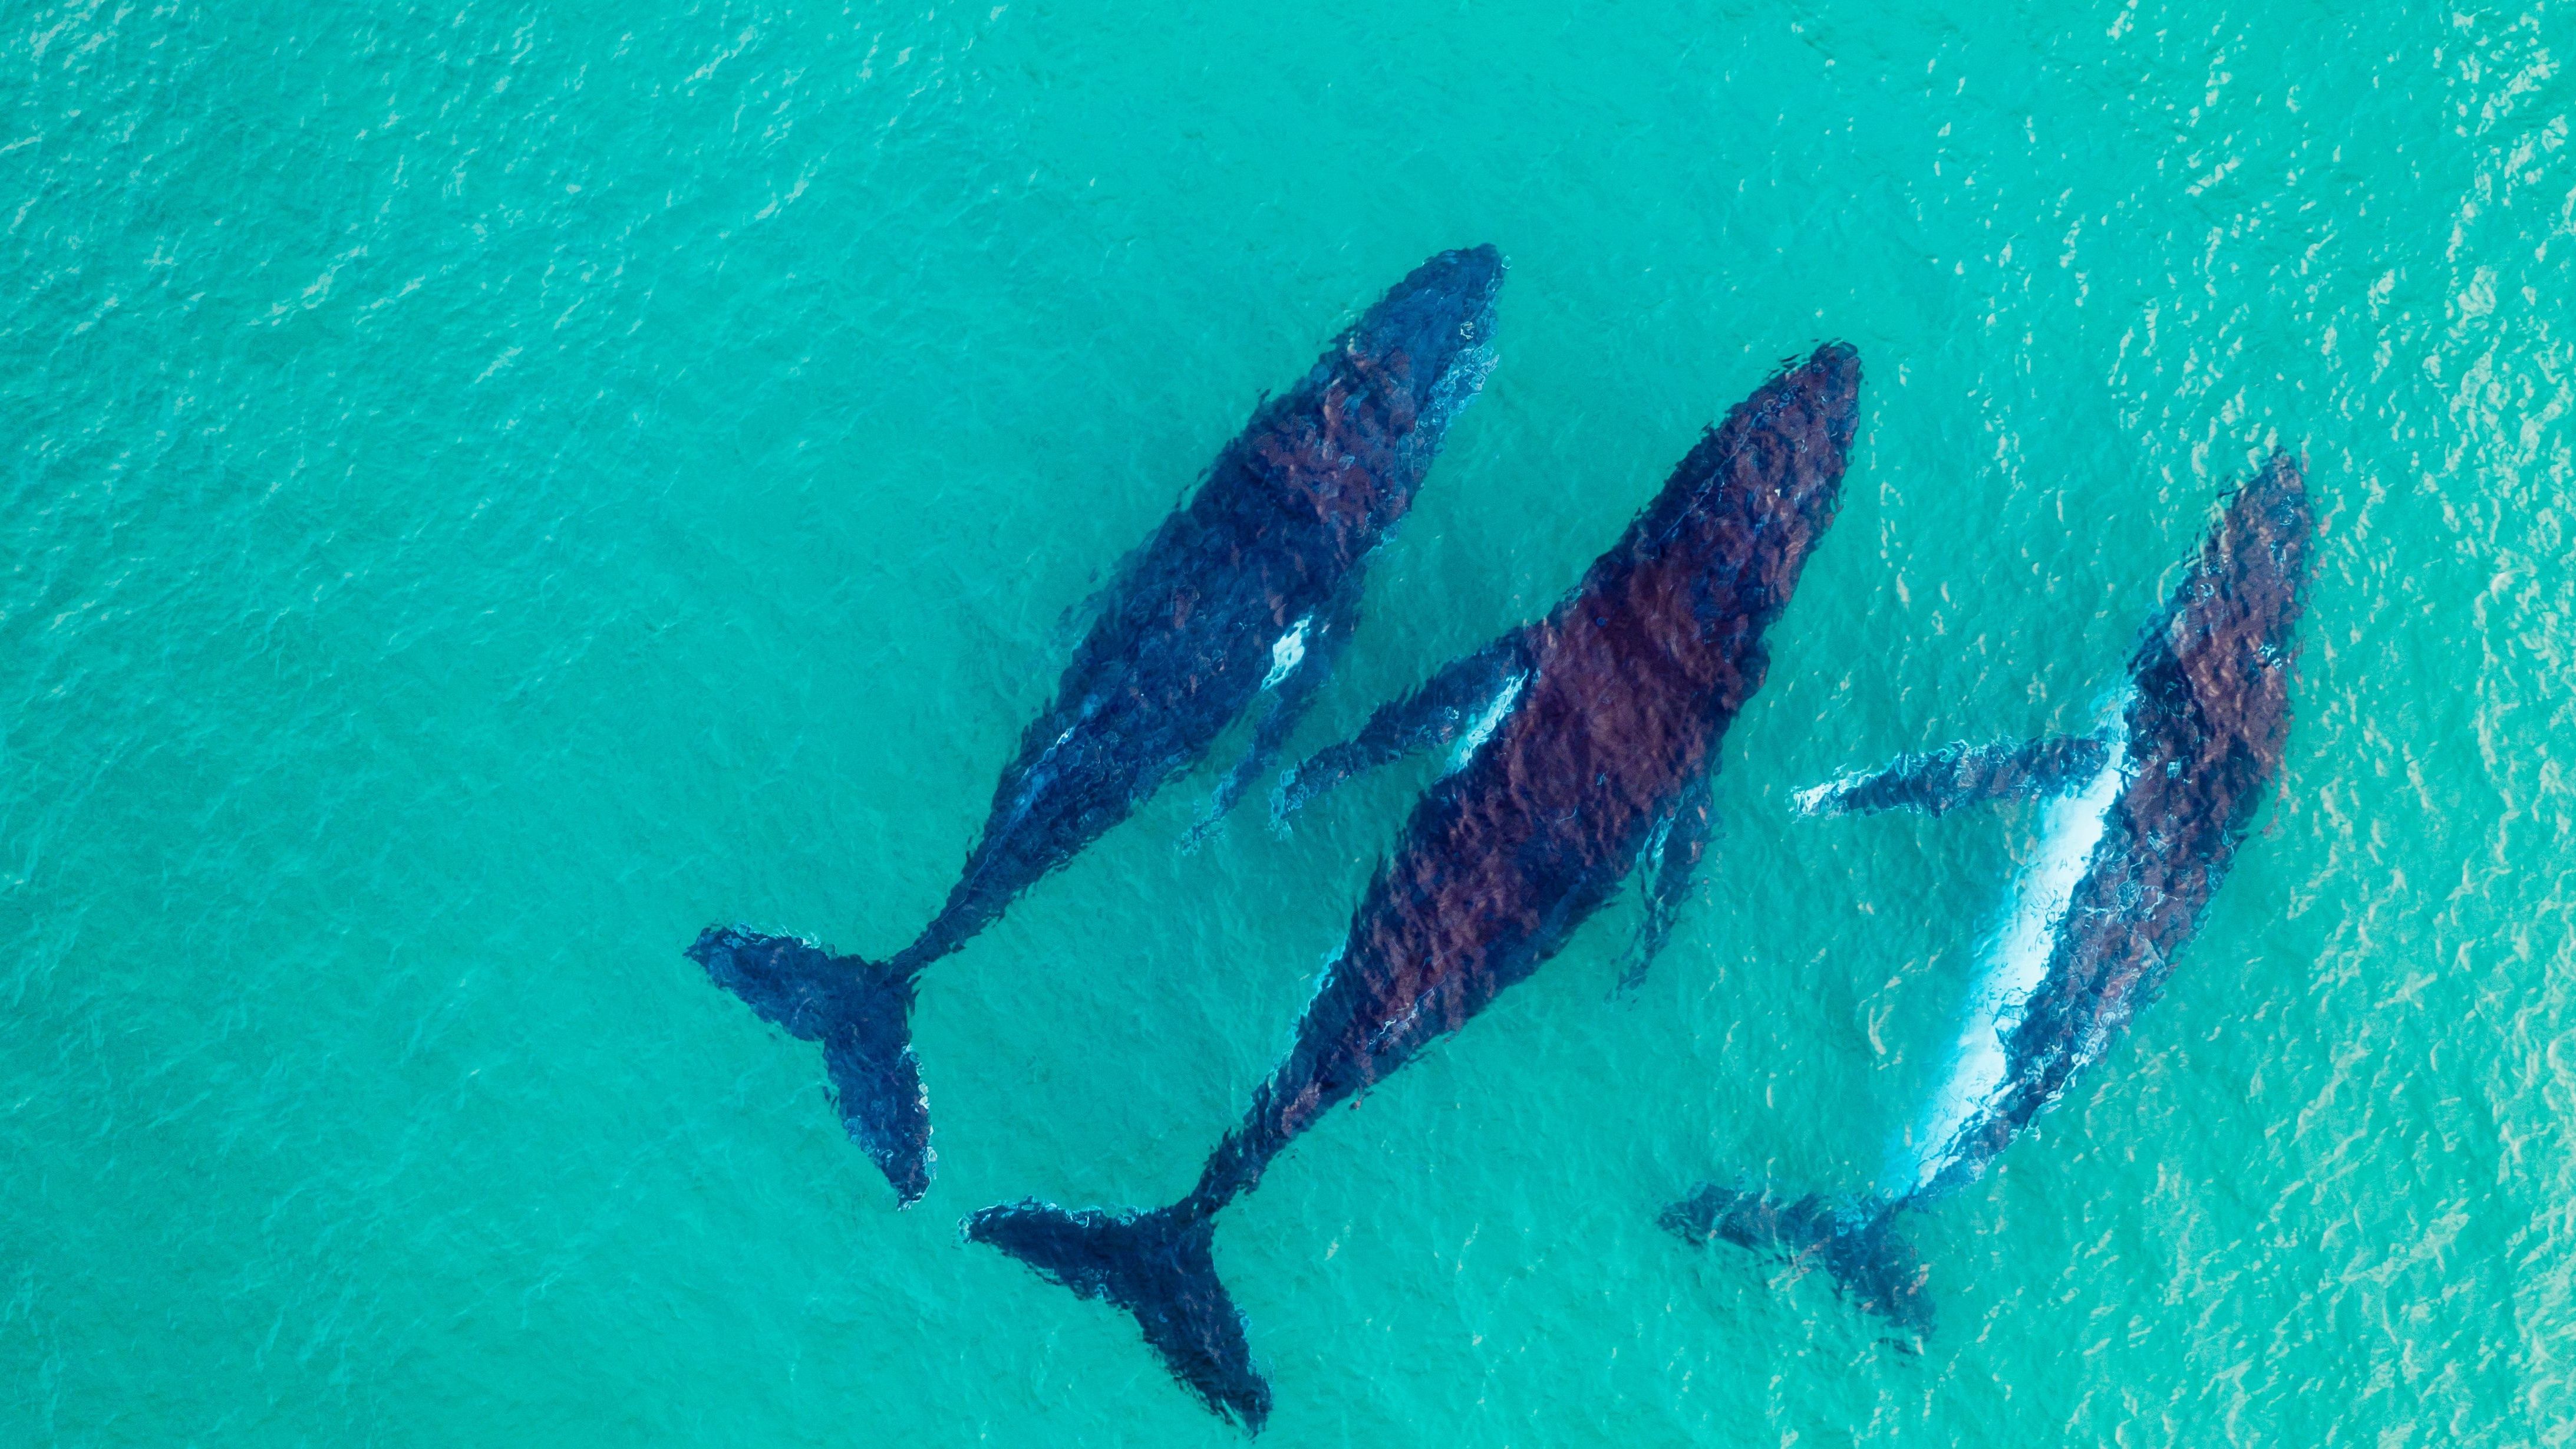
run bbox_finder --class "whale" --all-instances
[1664,452,2312,1335]
[691,247,1506,1204]
[964,344,1860,1430]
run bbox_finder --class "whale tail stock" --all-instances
[687,926,934,1205]
[964,1198,1269,1432]
[1661,1182,1934,1340]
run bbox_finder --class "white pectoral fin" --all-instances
[1442,669,1526,774]
[1790,773,1856,818]
[1795,733,2112,820]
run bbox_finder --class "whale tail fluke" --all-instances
[1661,1183,1933,1339]
[965,1200,1269,1432]
[687,926,933,1205]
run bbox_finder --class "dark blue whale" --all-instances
[1665,452,2313,1335]
[965,345,1860,1429]
[692,248,1506,1203]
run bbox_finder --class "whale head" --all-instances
[1627,341,1861,654]
[2118,449,2313,838]
[1737,340,1862,560]
[1346,243,1505,434]
[2186,450,2312,663]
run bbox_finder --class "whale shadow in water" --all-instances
[690,248,1506,1203]
[966,344,1862,1430]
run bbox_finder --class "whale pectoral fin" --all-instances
[1271,628,1535,824]
[1614,773,1716,995]
[1792,733,2110,820]
[1184,663,1331,850]
[1183,593,1364,850]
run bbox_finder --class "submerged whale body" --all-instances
[967,345,1861,1430]
[1667,451,2313,1335]
[692,247,1506,1203]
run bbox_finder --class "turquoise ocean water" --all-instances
[6,1,2572,1442]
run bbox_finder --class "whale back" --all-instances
[1957,453,2315,1180]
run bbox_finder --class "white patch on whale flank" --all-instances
[1262,614,1312,690]
[1889,703,2133,1199]
[1446,671,1528,774]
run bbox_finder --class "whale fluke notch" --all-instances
[1661,1183,1932,1336]
[1791,733,2111,820]
[688,926,932,1204]
[965,1201,1269,1433]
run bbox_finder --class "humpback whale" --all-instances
[965,344,1859,1430]
[1664,452,2312,1335]
[692,247,1506,1204]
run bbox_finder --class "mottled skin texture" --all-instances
[943,248,1505,949]
[1672,452,2313,1337]
[1193,348,1857,1207]
[691,248,1505,1204]
[1929,452,2312,1198]
[969,345,1860,1430]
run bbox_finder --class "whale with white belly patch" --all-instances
[1665,452,2313,1336]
